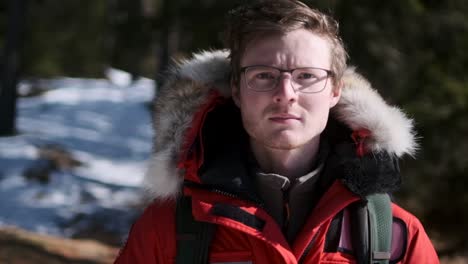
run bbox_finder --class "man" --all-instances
[115,0,439,263]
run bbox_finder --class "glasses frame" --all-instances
[240,65,334,94]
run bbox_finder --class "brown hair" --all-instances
[224,0,347,86]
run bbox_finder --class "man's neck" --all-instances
[250,136,321,179]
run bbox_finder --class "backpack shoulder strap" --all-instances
[175,195,216,264]
[349,193,392,264]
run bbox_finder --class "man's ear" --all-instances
[329,80,343,108]
[231,79,241,108]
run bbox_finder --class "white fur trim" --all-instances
[334,68,418,157]
[177,50,232,97]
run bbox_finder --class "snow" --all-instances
[0,69,155,240]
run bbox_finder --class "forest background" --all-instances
[1,0,467,261]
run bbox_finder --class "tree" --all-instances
[0,0,28,136]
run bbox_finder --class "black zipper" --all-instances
[283,188,291,233]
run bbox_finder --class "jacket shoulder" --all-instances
[391,203,440,264]
[392,202,431,234]
[392,203,420,223]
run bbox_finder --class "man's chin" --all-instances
[263,134,319,151]
[266,140,302,150]
[249,130,314,150]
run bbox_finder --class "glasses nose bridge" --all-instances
[275,69,298,93]
[277,68,295,78]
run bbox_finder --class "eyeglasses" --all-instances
[240,65,334,93]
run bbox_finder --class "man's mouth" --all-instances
[268,114,301,123]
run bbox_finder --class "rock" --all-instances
[23,144,83,184]
[61,209,131,247]
[23,158,55,184]
[37,144,83,170]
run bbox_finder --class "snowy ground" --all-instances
[0,69,154,242]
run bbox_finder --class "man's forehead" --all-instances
[240,29,332,69]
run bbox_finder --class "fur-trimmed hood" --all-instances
[145,50,417,200]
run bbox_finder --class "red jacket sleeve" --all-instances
[114,200,176,264]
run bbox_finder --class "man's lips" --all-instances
[268,114,301,122]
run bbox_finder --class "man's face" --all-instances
[232,29,341,150]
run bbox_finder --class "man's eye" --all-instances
[256,73,275,79]
[297,73,316,79]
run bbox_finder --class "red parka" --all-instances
[115,50,439,264]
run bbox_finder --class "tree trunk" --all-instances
[155,0,180,91]
[0,0,28,136]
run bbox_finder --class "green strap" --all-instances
[350,193,392,264]
[367,193,392,264]
[175,196,215,264]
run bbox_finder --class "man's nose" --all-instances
[273,76,298,103]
